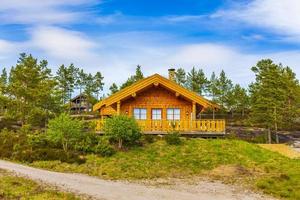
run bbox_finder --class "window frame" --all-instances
[133,108,147,120]
[151,108,162,120]
[167,108,181,120]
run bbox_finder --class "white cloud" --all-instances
[214,0,300,41]
[29,26,97,62]
[0,0,99,24]
[0,31,300,92]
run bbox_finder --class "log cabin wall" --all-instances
[120,85,192,121]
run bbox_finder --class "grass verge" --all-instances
[0,169,79,200]
[30,139,300,200]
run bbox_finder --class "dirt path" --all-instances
[0,160,275,200]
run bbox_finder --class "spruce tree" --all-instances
[186,67,208,95]
[120,65,144,89]
[249,59,300,142]
[175,68,186,86]
[109,83,119,95]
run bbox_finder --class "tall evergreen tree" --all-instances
[7,53,60,125]
[0,68,7,94]
[93,72,104,100]
[175,68,186,86]
[120,65,144,89]
[109,83,119,95]
[249,59,300,142]
[186,67,208,95]
[230,84,249,117]
[215,70,233,109]
[55,64,78,105]
[207,72,219,102]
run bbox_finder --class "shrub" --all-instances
[165,131,182,145]
[12,148,85,164]
[142,134,156,144]
[46,113,84,153]
[93,143,116,157]
[104,115,141,149]
[74,132,100,153]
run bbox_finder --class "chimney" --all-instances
[168,68,175,81]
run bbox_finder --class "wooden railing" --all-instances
[95,119,226,133]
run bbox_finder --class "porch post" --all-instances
[192,102,196,120]
[191,102,196,130]
[117,101,121,115]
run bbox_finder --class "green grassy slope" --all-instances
[0,169,78,200]
[31,139,300,200]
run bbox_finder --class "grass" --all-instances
[258,144,300,159]
[30,139,300,200]
[0,169,79,200]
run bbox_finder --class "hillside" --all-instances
[30,139,300,200]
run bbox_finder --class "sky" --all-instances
[0,0,300,91]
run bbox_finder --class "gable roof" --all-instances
[93,74,219,111]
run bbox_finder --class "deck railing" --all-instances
[95,119,225,133]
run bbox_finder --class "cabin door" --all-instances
[151,108,162,131]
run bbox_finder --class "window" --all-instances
[152,109,162,120]
[167,108,180,120]
[133,108,147,120]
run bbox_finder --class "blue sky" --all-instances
[0,0,300,90]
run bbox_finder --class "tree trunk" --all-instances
[118,139,123,149]
[267,128,272,144]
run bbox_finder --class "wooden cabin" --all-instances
[69,94,93,113]
[93,69,225,134]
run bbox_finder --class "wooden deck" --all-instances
[95,119,226,135]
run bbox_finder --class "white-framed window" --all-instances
[133,108,147,120]
[152,109,162,120]
[167,108,180,120]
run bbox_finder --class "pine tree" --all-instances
[249,59,299,143]
[215,70,233,109]
[93,72,104,100]
[109,83,119,95]
[186,67,208,95]
[207,72,219,102]
[0,68,7,94]
[7,53,60,125]
[175,68,186,86]
[230,84,249,117]
[120,65,144,89]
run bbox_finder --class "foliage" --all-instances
[6,53,61,125]
[249,59,300,131]
[186,67,209,95]
[30,139,300,200]
[109,83,119,95]
[165,131,182,145]
[73,132,100,153]
[175,68,186,86]
[120,65,144,90]
[103,115,141,149]
[46,113,84,153]
[0,169,78,200]
[93,143,116,157]
[0,128,85,164]
[142,134,156,144]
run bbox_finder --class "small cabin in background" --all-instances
[70,94,93,113]
[93,69,225,134]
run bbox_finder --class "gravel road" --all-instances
[0,160,275,200]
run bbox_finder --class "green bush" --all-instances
[12,148,85,164]
[142,134,156,144]
[74,132,100,153]
[47,113,84,153]
[104,115,141,149]
[93,143,116,157]
[165,131,182,145]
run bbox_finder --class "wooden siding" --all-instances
[120,86,194,121]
